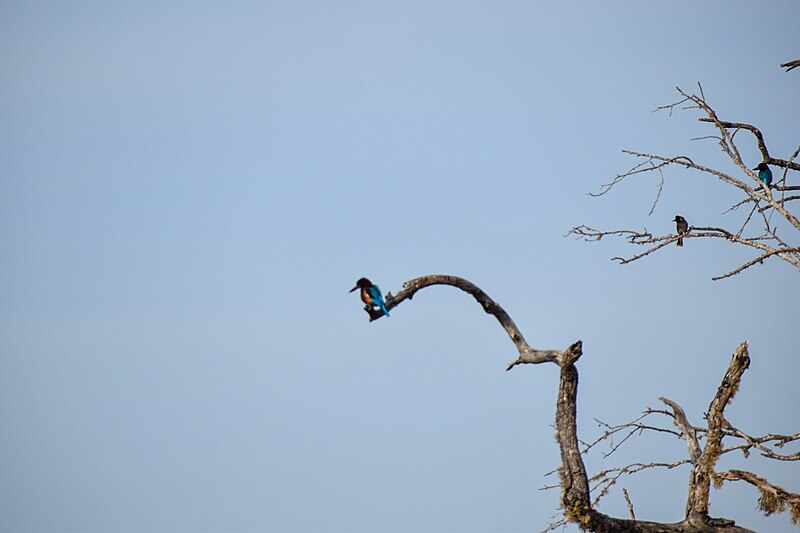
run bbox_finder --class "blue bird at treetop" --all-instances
[754,162,772,187]
[350,277,390,316]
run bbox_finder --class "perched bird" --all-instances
[753,162,773,187]
[673,215,688,247]
[350,277,390,316]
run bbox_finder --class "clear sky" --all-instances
[1,2,798,532]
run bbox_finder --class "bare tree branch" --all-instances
[715,470,800,524]
[619,148,800,231]
[780,59,800,72]
[685,341,750,519]
[711,247,800,281]
[360,275,796,530]
[568,224,800,278]
[590,157,673,213]
[623,488,636,521]
[696,118,800,172]
[553,339,755,532]
[660,397,701,463]
[720,420,800,461]
[571,88,800,281]
[590,460,692,508]
[586,412,682,458]
[367,274,571,368]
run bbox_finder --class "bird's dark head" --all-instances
[349,277,372,292]
[673,215,684,223]
[753,162,769,171]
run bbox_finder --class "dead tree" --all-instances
[356,275,799,532]
[568,85,800,281]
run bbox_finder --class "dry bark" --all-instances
[568,87,800,281]
[359,274,798,532]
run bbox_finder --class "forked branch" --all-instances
[358,275,787,531]
[571,87,800,281]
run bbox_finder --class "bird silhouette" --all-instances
[673,215,688,247]
[350,277,389,316]
[753,162,772,187]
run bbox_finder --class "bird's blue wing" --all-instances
[368,285,382,300]
[368,285,390,316]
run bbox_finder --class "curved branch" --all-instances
[660,397,701,463]
[711,247,800,281]
[715,470,800,524]
[376,275,572,368]
[781,59,800,72]
[697,118,800,172]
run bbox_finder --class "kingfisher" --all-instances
[350,277,390,316]
[673,215,688,247]
[753,162,772,187]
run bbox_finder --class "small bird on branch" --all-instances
[753,162,772,187]
[673,215,688,247]
[350,277,390,316]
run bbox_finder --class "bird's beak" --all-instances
[349,285,358,293]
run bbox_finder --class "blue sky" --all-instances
[1,2,798,532]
